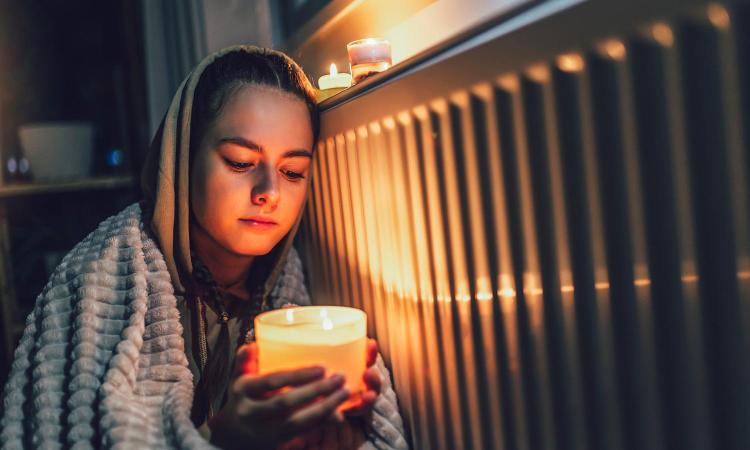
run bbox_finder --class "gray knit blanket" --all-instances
[1,203,408,449]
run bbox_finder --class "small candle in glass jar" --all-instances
[255,306,367,409]
[347,38,392,84]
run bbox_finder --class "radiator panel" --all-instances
[301,1,750,448]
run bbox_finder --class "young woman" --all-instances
[0,46,407,450]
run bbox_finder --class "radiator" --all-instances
[298,0,750,448]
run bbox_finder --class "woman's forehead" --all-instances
[210,85,313,150]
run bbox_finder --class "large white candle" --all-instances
[255,306,367,406]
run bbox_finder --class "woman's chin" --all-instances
[226,226,287,256]
[229,240,278,257]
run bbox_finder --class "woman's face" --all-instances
[190,85,313,256]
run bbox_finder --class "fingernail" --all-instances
[338,388,351,399]
[331,373,345,384]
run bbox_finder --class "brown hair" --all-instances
[189,48,319,166]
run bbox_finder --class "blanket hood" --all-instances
[139,44,313,301]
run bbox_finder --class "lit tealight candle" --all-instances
[318,63,352,90]
[347,38,392,83]
[255,306,367,409]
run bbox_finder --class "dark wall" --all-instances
[0,0,149,176]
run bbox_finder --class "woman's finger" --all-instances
[233,343,257,377]
[363,366,382,394]
[283,388,350,435]
[366,339,378,367]
[236,366,325,398]
[342,390,378,417]
[259,374,346,417]
[340,364,381,417]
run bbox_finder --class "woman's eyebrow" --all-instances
[219,136,263,153]
[283,149,313,159]
[219,137,311,158]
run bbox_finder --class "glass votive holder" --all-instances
[255,305,367,410]
[347,38,392,84]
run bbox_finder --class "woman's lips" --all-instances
[239,217,277,230]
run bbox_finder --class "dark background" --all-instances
[0,0,148,384]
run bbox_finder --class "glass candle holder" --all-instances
[255,306,367,409]
[347,38,392,84]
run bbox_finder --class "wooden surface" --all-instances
[0,175,134,199]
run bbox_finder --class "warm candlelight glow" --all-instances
[526,63,550,82]
[650,22,674,47]
[497,74,520,92]
[598,39,627,60]
[557,53,585,73]
[255,306,367,408]
[707,3,730,29]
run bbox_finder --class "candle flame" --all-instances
[286,308,294,323]
[322,318,334,330]
[329,63,338,76]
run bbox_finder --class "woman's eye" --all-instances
[224,158,255,171]
[282,169,305,180]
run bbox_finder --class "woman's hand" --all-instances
[341,338,382,417]
[208,343,350,450]
[283,339,383,449]
[277,305,382,418]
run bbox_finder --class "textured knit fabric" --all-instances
[0,203,408,449]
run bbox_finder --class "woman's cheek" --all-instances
[195,178,236,242]
[284,183,308,218]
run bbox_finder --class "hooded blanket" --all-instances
[0,45,408,449]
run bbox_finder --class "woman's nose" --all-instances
[253,190,279,211]
[251,171,280,211]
